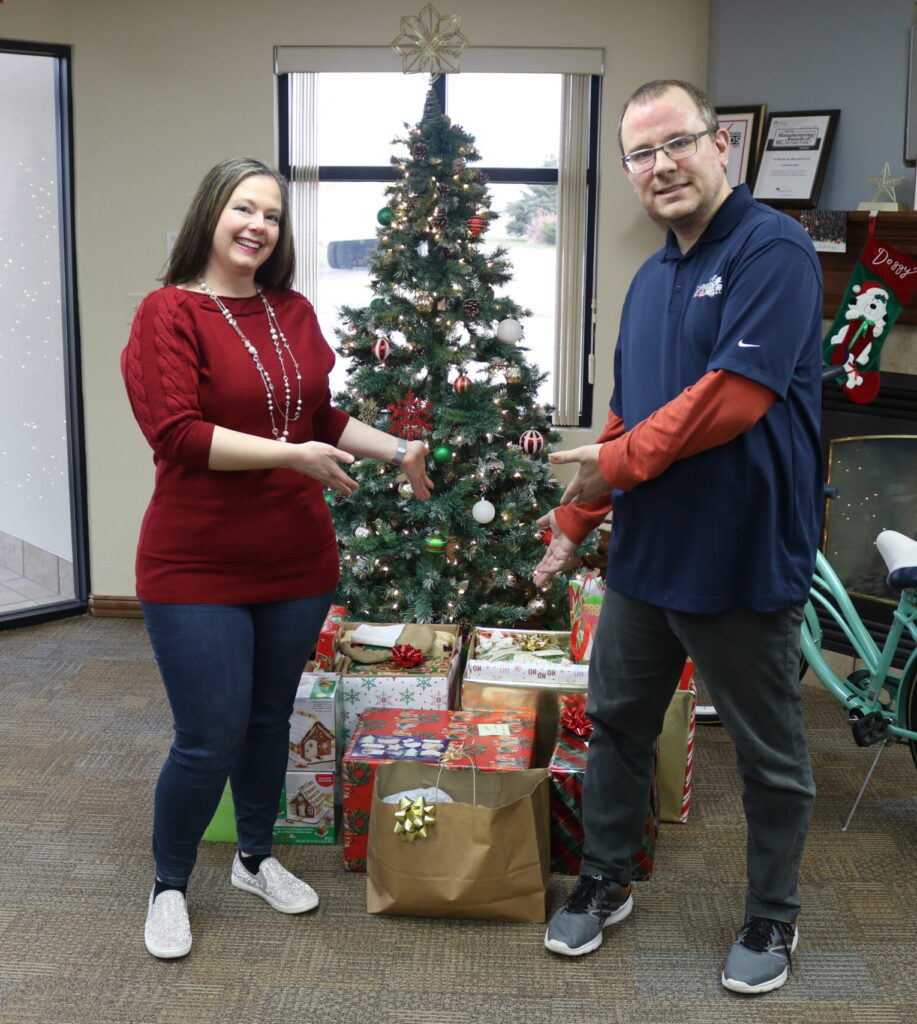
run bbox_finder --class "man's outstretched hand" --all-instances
[532,509,578,588]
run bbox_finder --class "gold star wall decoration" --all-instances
[391,4,468,79]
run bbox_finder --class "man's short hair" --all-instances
[618,79,719,154]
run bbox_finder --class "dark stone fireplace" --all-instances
[819,370,917,666]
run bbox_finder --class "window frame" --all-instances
[0,38,90,630]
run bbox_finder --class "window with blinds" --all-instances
[276,47,602,426]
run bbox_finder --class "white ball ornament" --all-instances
[496,318,523,343]
[472,499,496,524]
[519,429,544,455]
[355,526,371,538]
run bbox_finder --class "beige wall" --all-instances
[1,0,710,596]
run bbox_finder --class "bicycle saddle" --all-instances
[876,530,917,590]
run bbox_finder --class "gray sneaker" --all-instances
[721,916,798,994]
[144,888,192,959]
[544,875,633,956]
[230,853,319,914]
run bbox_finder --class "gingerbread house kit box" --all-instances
[274,770,337,845]
[287,663,345,771]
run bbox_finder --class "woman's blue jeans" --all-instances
[141,593,334,886]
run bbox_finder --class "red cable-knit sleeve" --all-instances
[597,369,776,490]
[121,290,215,468]
[553,407,625,544]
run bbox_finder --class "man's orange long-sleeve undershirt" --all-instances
[553,369,776,545]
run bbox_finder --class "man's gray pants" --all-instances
[581,587,815,922]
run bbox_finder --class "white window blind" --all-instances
[552,73,592,425]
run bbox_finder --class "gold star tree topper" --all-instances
[391,4,469,79]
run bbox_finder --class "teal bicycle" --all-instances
[801,528,917,824]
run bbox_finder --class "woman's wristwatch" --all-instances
[392,437,408,465]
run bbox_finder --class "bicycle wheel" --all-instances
[903,658,917,773]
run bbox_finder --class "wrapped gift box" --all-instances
[341,706,536,872]
[274,770,338,845]
[548,729,659,878]
[568,571,605,662]
[340,623,462,750]
[462,627,588,768]
[288,661,346,770]
[201,781,237,843]
[464,627,587,681]
[313,604,346,671]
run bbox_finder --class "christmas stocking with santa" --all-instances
[823,220,917,403]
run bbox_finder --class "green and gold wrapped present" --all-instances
[461,627,588,767]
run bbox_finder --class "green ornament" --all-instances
[377,207,395,226]
[432,445,452,464]
[424,532,447,553]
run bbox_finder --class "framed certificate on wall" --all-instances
[752,110,840,208]
[715,105,765,188]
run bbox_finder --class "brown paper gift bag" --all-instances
[366,759,551,922]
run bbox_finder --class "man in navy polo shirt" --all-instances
[533,80,822,995]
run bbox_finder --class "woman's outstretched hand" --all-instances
[290,441,359,495]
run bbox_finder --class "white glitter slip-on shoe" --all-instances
[144,888,192,959]
[230,853,319,914]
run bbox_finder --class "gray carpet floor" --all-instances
[1,614,916,1024]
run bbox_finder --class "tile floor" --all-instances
[0,566,62,612]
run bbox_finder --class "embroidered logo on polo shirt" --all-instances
[693,274,723,298]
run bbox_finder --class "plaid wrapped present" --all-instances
[548,729,659,879]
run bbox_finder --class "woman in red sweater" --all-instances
[123,157,432,960]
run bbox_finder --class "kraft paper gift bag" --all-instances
[366,759,551,923]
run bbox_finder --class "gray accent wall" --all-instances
[708,0,916,210]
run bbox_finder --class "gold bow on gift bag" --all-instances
[367,758,551,923]
[393,795,437,841]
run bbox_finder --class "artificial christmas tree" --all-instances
[331,88,576,627]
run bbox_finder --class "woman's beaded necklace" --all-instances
[199,280,303,441]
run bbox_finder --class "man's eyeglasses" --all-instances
[621,128,717,174]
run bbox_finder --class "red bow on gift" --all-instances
[391,644,425,669]
[561,695,592,737]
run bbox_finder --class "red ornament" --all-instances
[468,215,487,236]
[391,644,425,669]
[371,338,390,361]
[387,390,433,440]
[453,374,471,394]
[520,428,544,454]
[539,527,553,545]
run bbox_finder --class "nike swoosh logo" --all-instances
[737,340,760,348]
